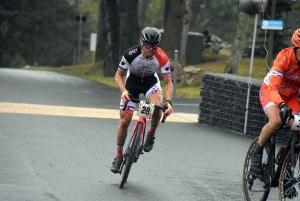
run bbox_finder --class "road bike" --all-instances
[118,97,167,189]
[242,113,300,200]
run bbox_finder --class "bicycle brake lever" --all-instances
[123,100,129,111]
[122,94,133,111]
[161,104,168,123]
[161,114,167,123]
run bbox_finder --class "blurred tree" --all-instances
[100,0,120,77]
[97,0,139,77]
[191,0,239,43]
[117,0,140,57]
[96,0,105,62]
[224,11,250,74]
[179,0,192,66]
[161,0,185,58]
[143,0,164,29]
[0,0,82,67]
[138,0,151,30]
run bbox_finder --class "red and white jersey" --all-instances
[117,45,171,79]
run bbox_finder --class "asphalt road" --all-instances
[0,68,282,201]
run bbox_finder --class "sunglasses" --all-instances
[143,42,159,49]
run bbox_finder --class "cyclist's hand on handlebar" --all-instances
[121,90,131,102]
[278,102,292,126]
[163,100,173,116]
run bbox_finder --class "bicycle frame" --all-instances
[268,131,299,188]
[119,96,167,188]
[124,116,147,162]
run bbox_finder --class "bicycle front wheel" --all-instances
[119,122,143,189]
[242,137,271,201]
[278,143,300,200]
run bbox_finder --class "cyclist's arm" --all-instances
[155,48,173,101]
[267,51,289,106]
[115,56,130,94]
[114,70,127,94]
[163,76,173,101]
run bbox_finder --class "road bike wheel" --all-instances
[119,122,142,189]
[242,137,271,201]
[278,143,300,200]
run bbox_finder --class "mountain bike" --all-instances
[242,113,300,200]
[118,97,167,189]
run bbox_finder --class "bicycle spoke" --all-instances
[243,138,271,200]
[279,144,300,200]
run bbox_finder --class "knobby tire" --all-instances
[119,122,143,189]
[242,137,271,201]
[278,143,300,201]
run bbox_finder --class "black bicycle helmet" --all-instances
[140,27,161,44]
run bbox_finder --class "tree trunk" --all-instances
[96,0,105,62]
[102,0,120,77]
[161,0,185,58]
[117,0,140,58]
[179,0,192,66]
[138,0,150,30]
[224,11,250,74]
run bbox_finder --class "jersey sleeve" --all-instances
[155,48,171,78]
[117,56,130,75]
[267,50,290,106]
[117,45,141,75]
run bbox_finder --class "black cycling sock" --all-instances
[254,143,263,154]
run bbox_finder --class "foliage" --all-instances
[1,0,297,70]
[191,0,239,43]
[143,0,164,28]
[0,0,95,67]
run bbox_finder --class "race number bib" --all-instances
[291,113,300,131]
[137,101,155,120]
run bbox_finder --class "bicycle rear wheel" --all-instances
[278,143,300,200]
[242,137,271,201]
[119,122,142,189]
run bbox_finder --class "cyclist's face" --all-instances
[140,40,158,58]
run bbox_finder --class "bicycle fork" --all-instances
[124,117,147,162]
[134,118,147,162]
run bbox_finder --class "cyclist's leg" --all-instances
[116,107,135,156]
[145,75,163,131]
[113,78,140,157]
[249,86,281,180]
[143,78,163,152]
[110,98,135,173]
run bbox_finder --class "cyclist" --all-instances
[202,30,222,55]
[249,29,300,186]
[110,27,173,173]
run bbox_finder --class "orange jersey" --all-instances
[262,47,300,106]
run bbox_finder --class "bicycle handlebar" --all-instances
[122,96,168,123]
[277,112,293,131]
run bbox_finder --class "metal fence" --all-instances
[198,72,289,142]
